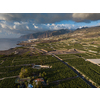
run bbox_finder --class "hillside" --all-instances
[20,29,72,39]
[69,26,100,38]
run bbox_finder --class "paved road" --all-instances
[51,54,96,88]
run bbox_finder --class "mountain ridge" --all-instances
[20,29,73,39]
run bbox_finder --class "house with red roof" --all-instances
[34,78,45,85]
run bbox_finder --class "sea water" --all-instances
[0,38,27,51]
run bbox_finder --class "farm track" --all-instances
[0,75,18,80]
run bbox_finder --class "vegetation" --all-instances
[0,78,17,88]
[32,80,43,88]
[0,53,92,88]
[47,77,91,88]
[36,43,54,51]
[19,67,33,78]
[58,54,100,85]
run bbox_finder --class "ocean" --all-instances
[0,38,27,51]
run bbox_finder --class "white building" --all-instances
[32,65,52,69]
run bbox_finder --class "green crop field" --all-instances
[48,77,91,88]
[0,54,91,88]
[0,78,17,88]
[57,54,100,86]
[0,60,2,64]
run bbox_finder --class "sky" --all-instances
[0,13,100,38]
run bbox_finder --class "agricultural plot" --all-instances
[36,43,54,51]
[48,77,91,88]
[57,54,100,86]
[0,65,30,78]
[12,56,50,65]
[58,54,78,58]
[0,60,2,64]
[52,42,84,50]
[0,54,90,88]
[36,41,85,51]
[0,78,17,88]
[45,61,77,82]
[0,57,13,67]
[75,53,100,59]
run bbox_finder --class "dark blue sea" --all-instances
[0,38,27,51]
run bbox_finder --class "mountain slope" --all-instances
[69,26,100,38]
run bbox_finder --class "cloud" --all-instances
[14,22,21,25]
[0,21,13,30]
[34,25,38,29]
[0,23,6,28]
[0,21,33,35]
[0,13,72,23]
[72,13,100,22]
[0,13,100,24]
[0,20,77,35]
[26,26,29,30]
[37,23,76,31]
[51,23,55,26]
[13,25,16,29]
